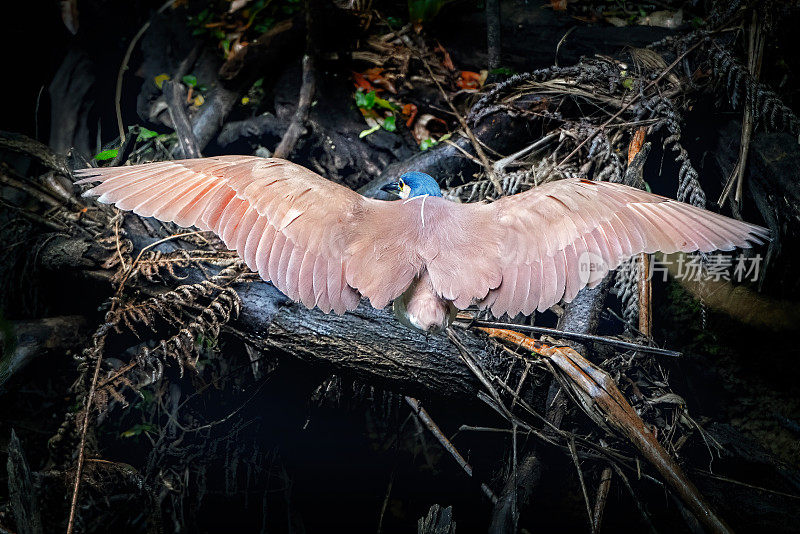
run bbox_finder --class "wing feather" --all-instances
[450,179,768,318]
[253,219,276,277]
[221,200,249,247]
[78,161,768,322]
[314,257,332,313]
[296,249,317,308]
[235,207,260,254]
[267,232,289,287]
[76,157,381,313]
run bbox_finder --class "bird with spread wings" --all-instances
[75,156,768,333]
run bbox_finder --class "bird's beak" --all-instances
[380,181,402,196]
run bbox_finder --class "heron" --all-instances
[75,156,768,333]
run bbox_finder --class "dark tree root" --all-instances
[215,114,285,150]
[162,80,202,159]
[191,19,304,152]
[273,3,315,159]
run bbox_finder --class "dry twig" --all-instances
[274,3,315,159]
[405,396,498,503]
[422,60,504,195]
[115,0,176,142]
[66,325,110,534]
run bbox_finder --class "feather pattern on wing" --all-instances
[428,179,769,317]
[75,156,382,313]
[76,158,769,325]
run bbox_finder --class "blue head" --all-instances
[380,172,442,199]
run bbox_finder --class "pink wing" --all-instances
[76,159,768,319]
[75,156,408,313]
[418,179,769,318]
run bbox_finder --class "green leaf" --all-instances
[355,89,376,110]
[621,78,634,90]
[121,423,156,438]
[419,138,436,151]
[213,28,226,40]
[359,124,381,138]
[94,149,119,161]
[489,67,515,76]
[137,127,158,141]
[375,96,398,111]
[382,115,397,132]
[182,74,198,87]
[137,389,154,405]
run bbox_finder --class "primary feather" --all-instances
[75,156,768,331]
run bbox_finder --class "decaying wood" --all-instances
[47,48,95,157]
[0,132,72,177]
[487,452,541,534]
[253,298,510,400]
[591,467,613,533]
[468,320,680,358]
[628,129,652,337]
[417,504,456,534]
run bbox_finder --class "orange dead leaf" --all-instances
[549,0,567,10]
[363,67,385,81]
[627,127,646,164]
[352,71,375,92]
[363,67,396,93]
[457,71,482,90]
[401,103,418,127]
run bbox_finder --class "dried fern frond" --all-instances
[710,46,799,134]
